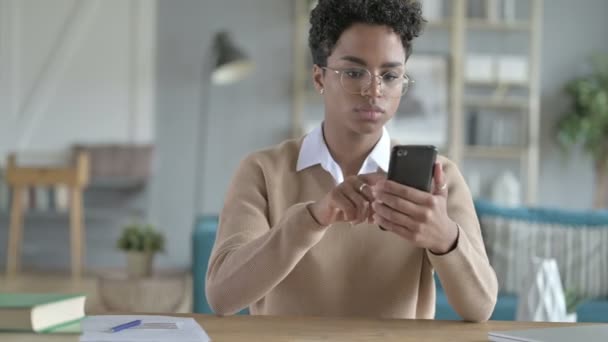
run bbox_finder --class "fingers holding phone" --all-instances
[372,146,458,253]
[372,165,456,252]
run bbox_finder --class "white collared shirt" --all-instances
[296,124,391,184]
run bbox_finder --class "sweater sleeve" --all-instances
[426,157,498,322]
[205,154,328,315]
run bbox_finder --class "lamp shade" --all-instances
[211,32,254,85]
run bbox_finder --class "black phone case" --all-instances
[387,145,438,192]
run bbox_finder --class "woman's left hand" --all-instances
[371,162,459,254]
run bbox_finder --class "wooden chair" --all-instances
[4,151,90,279]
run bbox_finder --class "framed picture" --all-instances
[386,54,449,148]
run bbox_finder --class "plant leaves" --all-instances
[557,52,608,162]
[117,224,165,253]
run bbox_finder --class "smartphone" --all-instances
[387,145,438,192]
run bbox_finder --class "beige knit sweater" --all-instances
[206,138,497,321]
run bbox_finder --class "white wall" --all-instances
[151,0,293,268]
[0,0,156,162]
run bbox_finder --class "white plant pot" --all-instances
[127,251,154,278]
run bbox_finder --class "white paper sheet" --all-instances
[80,315,210,342]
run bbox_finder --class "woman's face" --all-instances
[313,23,407,136]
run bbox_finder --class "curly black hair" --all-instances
[309,0,425,67]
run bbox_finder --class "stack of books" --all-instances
[0,293,86,334]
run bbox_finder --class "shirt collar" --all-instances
[296,123,391,184]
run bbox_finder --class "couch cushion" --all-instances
[476,200,608,299]
[577,298,608,322]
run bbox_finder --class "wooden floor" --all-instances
[0,269,193,314]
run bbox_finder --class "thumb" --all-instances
[432,162,448,197]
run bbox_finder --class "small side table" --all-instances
[97,269,190,313]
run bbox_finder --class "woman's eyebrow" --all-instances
[340,56,403,68]
[340,56,367,65]
[381,61,404,68]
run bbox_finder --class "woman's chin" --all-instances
[349,119,384,135]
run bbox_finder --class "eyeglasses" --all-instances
[321,66,413,98]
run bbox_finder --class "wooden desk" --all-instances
[0,314,584,342]
[194,314,579,342]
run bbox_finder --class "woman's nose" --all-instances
[363,76,383,97]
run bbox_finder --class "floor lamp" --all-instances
[193,31,253,216]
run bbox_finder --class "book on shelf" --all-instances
[0,293,86,333]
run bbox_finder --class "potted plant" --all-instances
[557,52,608,208]
[117,223,165,277]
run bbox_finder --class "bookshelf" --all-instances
[459,0,543,204]
[291,0,543,205]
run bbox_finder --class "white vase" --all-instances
[127,251,154,278]
[491,171,521,207]
[516,257,570,322]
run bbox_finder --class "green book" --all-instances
[0,293,86,333]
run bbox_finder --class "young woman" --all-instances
[206,0,497,322]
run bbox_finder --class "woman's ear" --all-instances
[312,64,325,94]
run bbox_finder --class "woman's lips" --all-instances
[359,111,382,121]
[355,105,385,121]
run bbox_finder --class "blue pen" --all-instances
[110,319,142,333]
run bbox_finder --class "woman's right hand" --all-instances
[308,173,386,226]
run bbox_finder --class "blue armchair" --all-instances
[192,215,217,314]
[192,215,249,314]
